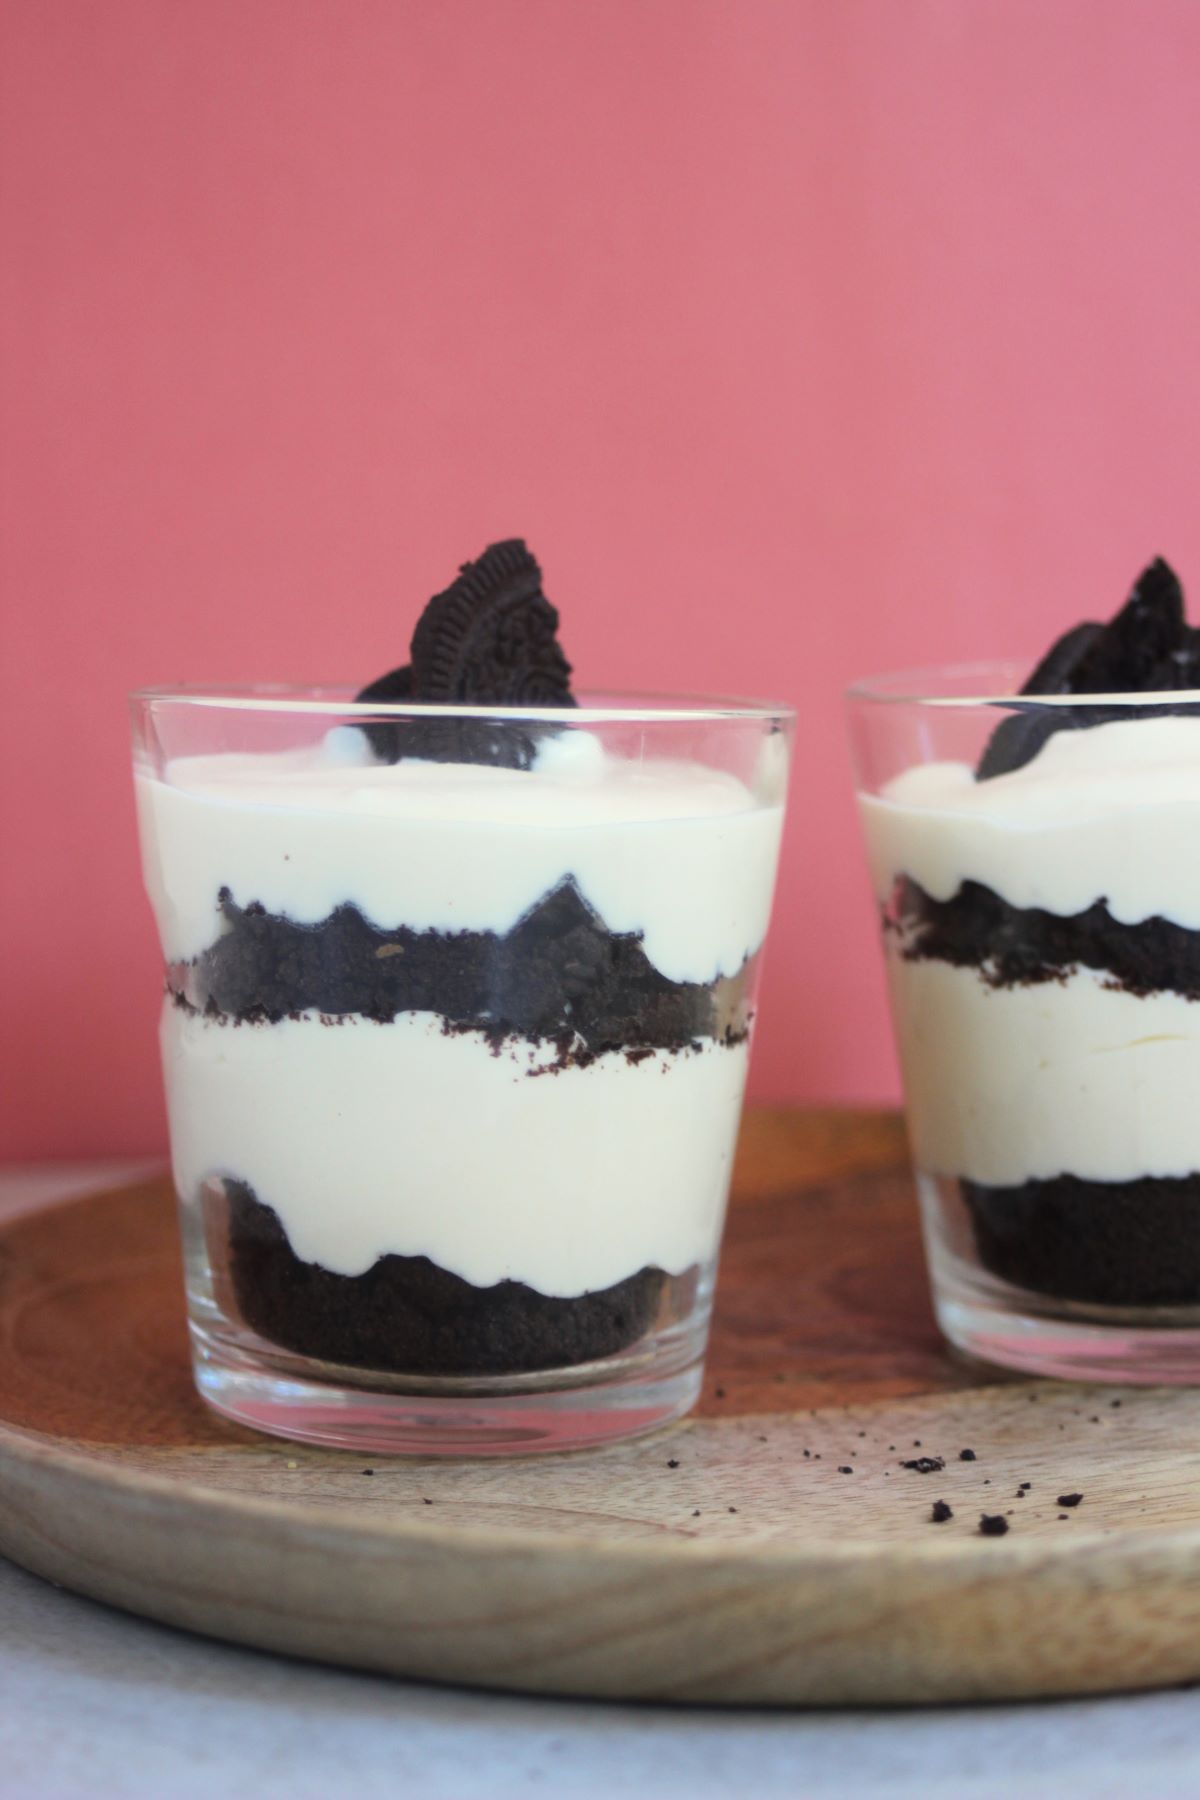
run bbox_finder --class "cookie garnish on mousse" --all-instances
[357,538,575,769]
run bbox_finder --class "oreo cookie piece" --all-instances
[356,539,575,768]
[1068,556,1185,692]
[412,539,574,708]
[978,558,1193,780]
[1023,619,1105,696]
[408,539,574,770]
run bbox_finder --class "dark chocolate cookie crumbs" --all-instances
[228,1181,678,1375]
[838,1466,854,1475]
[182,885,754,1070]
[962,1170,1200,1309]
[901,1456,945,1474]
[667,1459,679,1469]
[1056,1492,1084,1508]
[958,1448,976,1461]
[893,876,1200,1007]
[930,1500,953,1524]
[978,1514,1009,1537]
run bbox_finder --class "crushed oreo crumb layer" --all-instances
[174,882,754,1066]
[963,1173,1200,1307]
[227,1180,685,1376]
[892,876,1200,1003]
[901,1456,945,1475]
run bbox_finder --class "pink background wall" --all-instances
[5,0,1200,1158]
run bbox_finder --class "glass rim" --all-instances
[845,658,1200,709]
[129,682,795,727]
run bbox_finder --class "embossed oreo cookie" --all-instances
[412,539,574,708]
[356,539,575,767]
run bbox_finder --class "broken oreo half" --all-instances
[412,539,575,709]
[355,539,575,768]
[977,557,1199,780]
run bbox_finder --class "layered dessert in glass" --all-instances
[133,542,791,1450]
[850,559,1200,1381]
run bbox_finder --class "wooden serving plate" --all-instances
[4,1108,1200,1706]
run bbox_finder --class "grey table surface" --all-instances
[4,1164,1200,1800]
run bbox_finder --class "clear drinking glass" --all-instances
[131,686,792,1452]
[849,663,1200,1383]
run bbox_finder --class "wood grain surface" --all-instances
[4,1108,1200,1706]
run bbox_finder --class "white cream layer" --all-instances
[861,714,1200,927]
[886,953,1200,1187]
[163,1005,749,1294]
[138,729,786,985]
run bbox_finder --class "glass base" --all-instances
[935,1289,1200,1384]
[181,1179,713,1454]
[922,1170,1200,1384]
[190,1323,703,1455]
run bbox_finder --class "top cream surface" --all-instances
[860,714,1200,927]
[136,727,787,985]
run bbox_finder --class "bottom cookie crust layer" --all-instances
[225,1183,679,1376]
[962,1173,1200,1308]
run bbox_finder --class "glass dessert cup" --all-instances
[849,664,1200,1385]
[132,687,791,1453]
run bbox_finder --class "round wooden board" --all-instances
[4,1108,1200,1707]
